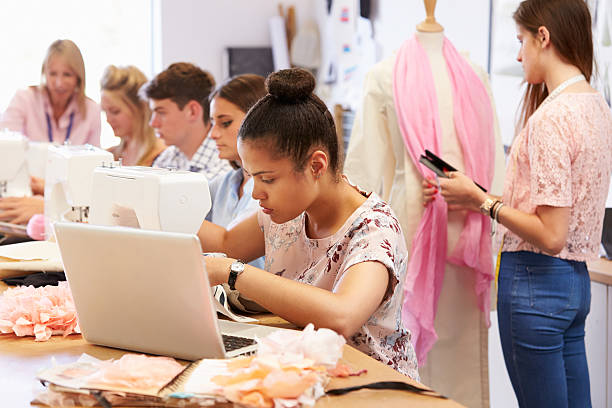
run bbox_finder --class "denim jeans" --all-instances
[497,251,592,408]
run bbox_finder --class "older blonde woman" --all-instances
[101,65,165,166]
[0,39,101,145]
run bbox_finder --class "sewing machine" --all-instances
[26,141,51,179]
[44,144,114,226]
[89,166,211,234]
[0,131,30,198]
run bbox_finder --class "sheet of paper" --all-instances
[36,354,103,390]
[211,285,257,323]
[0,240,60,261]
[182,359,230,395]
[0,241,63,273]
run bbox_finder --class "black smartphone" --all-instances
[419,149,487,192]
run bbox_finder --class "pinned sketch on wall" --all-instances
[490,0,523,77]
[290,20,321,73]
[594,0,612,106]
[318,0,377,110]
[597,0,612,45]
[269,15,291,71]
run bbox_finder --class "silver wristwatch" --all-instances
[479,198,496,216]
[228,260,246,290]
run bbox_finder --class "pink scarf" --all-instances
[393,35,495,366]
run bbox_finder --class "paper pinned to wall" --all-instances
[269,15,291,71]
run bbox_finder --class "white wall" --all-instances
[154,1,492,104]
[371,0,491,71]
[154,0,316,82]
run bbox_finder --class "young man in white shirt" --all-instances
[144,62,231,180]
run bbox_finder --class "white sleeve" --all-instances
[344,67,396,197]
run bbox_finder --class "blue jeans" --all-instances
[497,251,592,408]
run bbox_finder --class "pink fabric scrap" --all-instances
[392,35,495,365]
[0,281,80,341]
[87,354,185,391]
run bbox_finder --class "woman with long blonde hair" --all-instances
[0,39,101,145]
[101,65,165,166]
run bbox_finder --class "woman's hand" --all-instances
[30,177,45,196]
[0,196,45,225]
[438,172,488,212]
[422,178,438,206]
[203,256,233,286]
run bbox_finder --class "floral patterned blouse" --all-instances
[257,190,419,380]
[501,93,612,261]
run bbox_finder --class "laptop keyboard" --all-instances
[222,334,256,352]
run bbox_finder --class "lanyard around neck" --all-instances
[46,111,75,143]
[539,74,586,110]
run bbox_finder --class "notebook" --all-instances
[53,222,280,360]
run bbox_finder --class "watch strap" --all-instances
[228,260,245,291]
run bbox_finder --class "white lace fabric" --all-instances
[500,93,612,261]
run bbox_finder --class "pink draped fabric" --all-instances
[392,36,495,365]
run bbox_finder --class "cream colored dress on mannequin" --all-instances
[344,31,506,408]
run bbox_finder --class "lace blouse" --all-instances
[501,93,612,261]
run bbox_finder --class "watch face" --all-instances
[480,198,494,214]
[231,261,245,273]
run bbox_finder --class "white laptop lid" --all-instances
[53,222,275,360]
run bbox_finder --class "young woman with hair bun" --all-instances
[198,68,418,380]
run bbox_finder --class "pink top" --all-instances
[501,93,612,261]
[257,191,419,380]
[0,87,101,146]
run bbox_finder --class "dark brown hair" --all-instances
[209,74,266,114]
[143,62,215,124]
[514,0,593,130]
[238,68,341,175]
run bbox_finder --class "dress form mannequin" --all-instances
[344,2,505,407]
[416,0,443,33]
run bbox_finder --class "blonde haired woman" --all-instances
[0,39,101,145]
[101,65,165,166]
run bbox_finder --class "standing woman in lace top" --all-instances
[429,0,612,406]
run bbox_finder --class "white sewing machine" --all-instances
[89,166,211,234]
[0,131,30,198]
[26,141,51,179]
[44,144,114,226]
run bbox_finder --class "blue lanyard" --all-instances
[45,111,75,143]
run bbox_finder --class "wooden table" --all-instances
[588,257,612,286]
[0,282,464,407]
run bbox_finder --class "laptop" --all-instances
[53,222,281,360]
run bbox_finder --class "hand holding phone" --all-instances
[419,150,487,192]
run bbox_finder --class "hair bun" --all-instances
[266,68,315,103]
